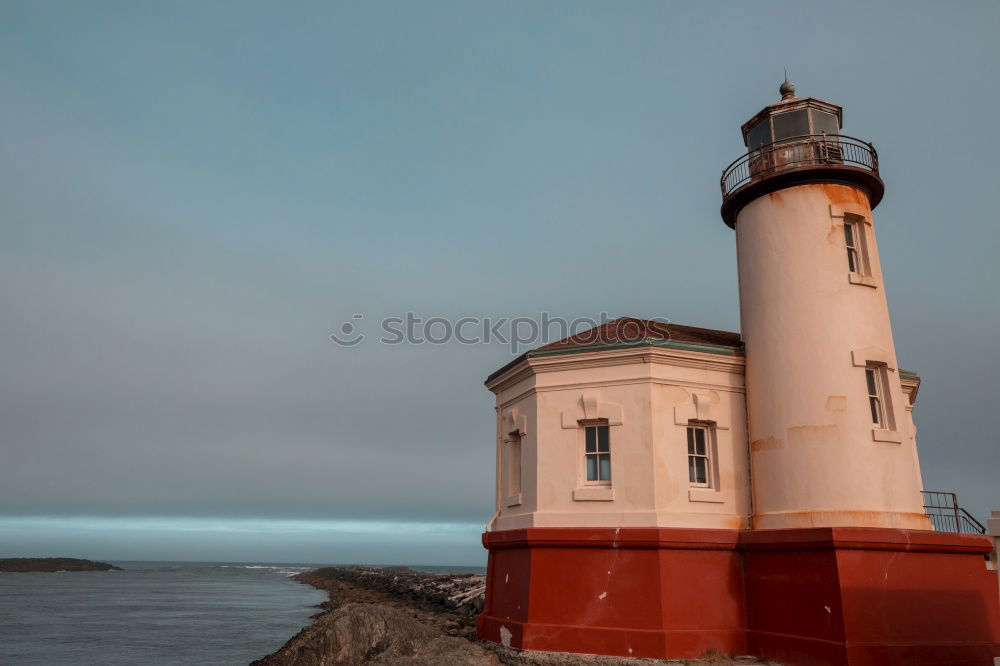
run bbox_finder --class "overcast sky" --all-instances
[2,0,998,565]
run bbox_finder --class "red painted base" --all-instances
[478,527,1000,665]
[743,528,1000,666]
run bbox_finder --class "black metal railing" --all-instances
[721,134,880,199]
[922,491,986,534]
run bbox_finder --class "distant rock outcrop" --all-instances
[0,557,121,572]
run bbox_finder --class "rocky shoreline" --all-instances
[0,557,121,572]
[253,566,774,665]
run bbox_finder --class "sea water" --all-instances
[0,561,328,665]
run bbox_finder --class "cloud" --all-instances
[1,1,998,566]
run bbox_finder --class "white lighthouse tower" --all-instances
[721,78,931,531]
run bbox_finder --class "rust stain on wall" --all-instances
[826,222,843,245]
[718,515,744,530]
[788,424,839,448]
[818,182,868,210]
[751,436,782,452]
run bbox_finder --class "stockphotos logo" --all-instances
[330,313,671,354]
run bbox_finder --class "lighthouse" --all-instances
[721,78,931,531]
[477,81,1000,665]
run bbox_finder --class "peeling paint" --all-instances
[504,573,509,584]
[787,424,839,448]
[499,625,512,648]
[598,592,607,600]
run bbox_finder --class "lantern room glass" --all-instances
[747,120,772,150]
[745,106,841,149]
[772,109,809,141]
[812,109,839,137]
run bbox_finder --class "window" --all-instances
[811,109,840,137]
[844,221,861,274]
[852,350,900,440]
[772,109,809,141]
[843,216,872,281]
[747,119,772,150]
[506,433,521,496]
[687,425,711,487]
[584,423,610,483]
[865,367,886,428]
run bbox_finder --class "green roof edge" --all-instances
[528,337,742,360]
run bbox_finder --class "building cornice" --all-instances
[486,340,745,394]
[899,369,921,406]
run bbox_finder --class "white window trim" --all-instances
[673,390,730,429]
[686,421,724,503]
[500,408,527,508]
[560,393,623,428]
[844,215,878,288]
[872,428,903,444]
[686,423,713,489]
[573,486,615,501]
[861,362,900,443]
[573,419,615,502]
[580,420,611,487]
[561,393,622,502]
[503,431,522,507]
[851,348,902,443]
[865,367,887,428]
[848,273,878,288]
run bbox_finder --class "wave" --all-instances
[217,564,314,576]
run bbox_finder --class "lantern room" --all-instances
[741,79,842,149]
[720,78,883,228]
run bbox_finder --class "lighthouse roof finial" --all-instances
[779,69,796,100]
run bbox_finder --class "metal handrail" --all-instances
[921,490,986,535]
[720,133,880,199]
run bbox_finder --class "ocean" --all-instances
[0,561,329,665]
[0,561,488,665]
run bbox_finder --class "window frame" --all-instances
[746,107,841,150]
[582,420,611,486]
[506,431,522,497]
[863,363,896,434]
[686,423,713,489]
[844,220,861,275]
[865,367,885,428]
[843,214,877,287]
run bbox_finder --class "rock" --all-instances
[0,557,121,572]
[251,602,500,666]
[306,566,487,622]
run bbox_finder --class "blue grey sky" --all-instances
[1,1,997,565]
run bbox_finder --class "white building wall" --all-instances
[734,183,930,529]
[489,346,750,531]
